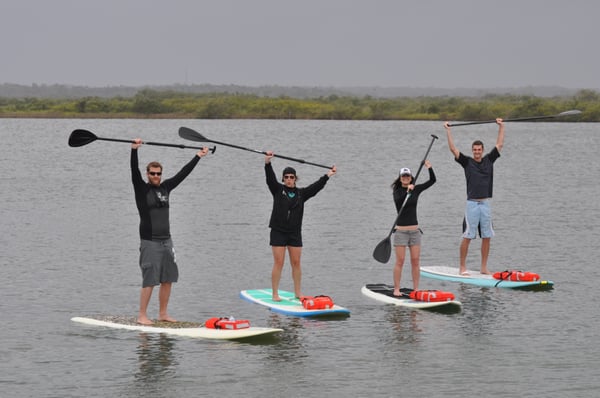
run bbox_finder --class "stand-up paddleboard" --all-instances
[420,266,554,290]
[240,289,350,318]
[71,315,283,340]
[361,284,462,312]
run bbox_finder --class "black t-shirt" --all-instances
[456,147,500,200]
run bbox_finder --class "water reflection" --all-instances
[456,285,505,337]
[134,333,178,383]
[385,307,423,344]
[264,313,308,363]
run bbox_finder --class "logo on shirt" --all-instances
[156,191,169,207]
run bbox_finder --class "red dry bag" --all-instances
[409,290,455,302]
[301,295,334,310]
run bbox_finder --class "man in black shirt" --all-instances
[444,119,505,276]
[131,138,209,325]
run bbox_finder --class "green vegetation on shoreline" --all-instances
[1,89,598,121]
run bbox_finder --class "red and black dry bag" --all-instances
[204,317,250,330]
[301,295,334,310]
[409,290,455,302]
[493,270,540,282]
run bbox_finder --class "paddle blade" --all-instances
[179,127,208,142]
[372,237,392,264]
[68,129,97,147]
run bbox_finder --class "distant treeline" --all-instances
[1,89,598,121]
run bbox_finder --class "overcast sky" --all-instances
[2,0,598,89]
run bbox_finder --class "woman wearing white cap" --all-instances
[391,160,436,296]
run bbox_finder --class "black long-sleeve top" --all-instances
[393,168,436,226]
[131,149,200,240]
[265,162,329,233]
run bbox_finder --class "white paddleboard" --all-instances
[240,289,350,317]
[420,266,554,290]
[71,316,282,340]
[361,284,462,311]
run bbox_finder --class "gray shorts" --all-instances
[393,229,422,246]
[139,239,178,287]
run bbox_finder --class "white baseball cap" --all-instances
[400,168,412,176]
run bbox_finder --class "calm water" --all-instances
[1,118,599,398]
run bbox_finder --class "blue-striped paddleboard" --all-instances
[420,266,554,290]
[240,289,350,318]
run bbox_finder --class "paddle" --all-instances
[68,129,216,153]
[446,109,581,127]
[372,134,438,264]
[179,126,333,169]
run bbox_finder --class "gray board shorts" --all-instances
[139,239,178,287]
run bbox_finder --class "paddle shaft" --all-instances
[447,110,582,127]
[179,126,332,169]
[199,138,331,169]
[101,137,215,152]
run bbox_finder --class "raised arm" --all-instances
[264,151,280,195]
[130,138,143,185]
[495,118,505,152]
[162,155,201,191]
[444,122,460,159]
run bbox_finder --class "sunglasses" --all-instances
[148,171,162,176]
[401,174,411,177]
[283,175,296,180]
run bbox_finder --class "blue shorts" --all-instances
[139,239,178,287]
[270,228,302,247]
[462,200,494,239]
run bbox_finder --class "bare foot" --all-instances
[137,317,154,325]
[393,289,401,297]
[157,316,177,323]
[480,270,492,275]
[272,296,282,302]
[460,270,471,276]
